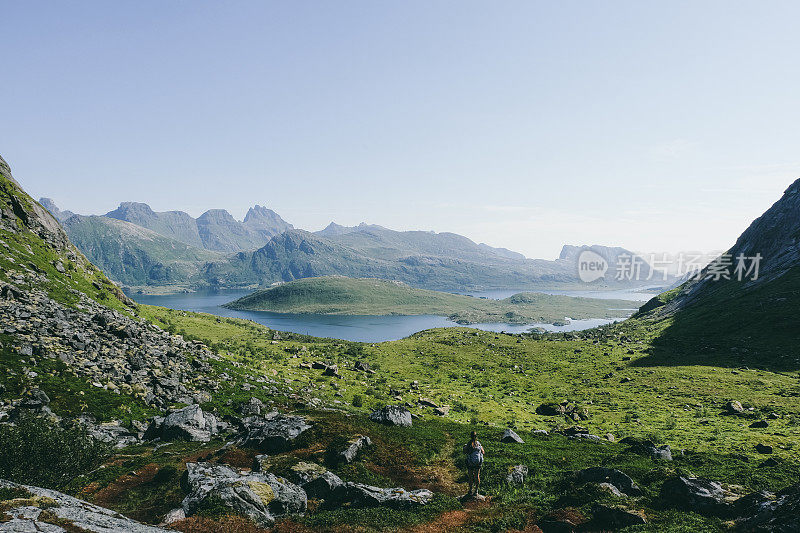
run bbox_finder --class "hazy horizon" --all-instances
[4,1,800,258]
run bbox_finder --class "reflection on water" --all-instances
[130,289,627,343]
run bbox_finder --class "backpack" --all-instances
[464,440,484,468]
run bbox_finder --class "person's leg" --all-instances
[467,468,474,496]
[475,467,481,495]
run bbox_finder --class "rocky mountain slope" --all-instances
[62,215,222,288]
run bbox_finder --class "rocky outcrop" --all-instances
[335,435,372,464]
[181,462,306,527]
[0,478,169,532]
[240,412,312,452]
[506,465,528,486]
[735,482,800,531]
[369,405,412,427]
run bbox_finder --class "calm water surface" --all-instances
[131,289,629,342]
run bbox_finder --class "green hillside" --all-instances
[224,276,639,324]
[63,214,222,290]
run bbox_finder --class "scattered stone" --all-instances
[501,428,524,443]
[749,420,769,429]
[353,361,370,372]
[434,405,450,416]
[735,482,800,531]
[758,458,779,468]
[506,465,528,485]
[370,405,412,427]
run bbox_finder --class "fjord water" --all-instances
[130,289,628,342]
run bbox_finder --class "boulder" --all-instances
[725,400,745,414]
[0,478,169,532]
[660,476,741,516]
[181,462,306,527]
[755,443,773,454]
[240,397,264,417]
[434,406,450,416]
[161,508,185,525]
[501,428,524,443]
[506,465,528,486]
[749,420,769,429]
[353,361,370,372]
[144,405,219,442]
[576,467,642,496]
[591,504,646,529]
[536,402,567,416]
[241,412,312,452]
[344,483,433,509]
[370,405,412,427]
[338,435,372,464]
[286,462,345,501]
[648,444,673,461]
[735,483,800,531]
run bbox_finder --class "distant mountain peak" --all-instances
[38,197,76,222]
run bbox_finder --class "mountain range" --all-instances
[41,198,660,293]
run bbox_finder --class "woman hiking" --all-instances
[463,430,485,498]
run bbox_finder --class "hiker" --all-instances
[463,430,485,497]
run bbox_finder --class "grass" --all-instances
[224,276,639,325]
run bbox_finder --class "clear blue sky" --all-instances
[2,1,799,259]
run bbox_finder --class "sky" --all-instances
[2,1,800,260]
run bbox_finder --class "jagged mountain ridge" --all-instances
[104,201,293,252]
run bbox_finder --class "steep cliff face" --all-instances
[659,178,800,315]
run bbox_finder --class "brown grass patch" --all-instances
[169,515,269,533]
[92,463,160,506]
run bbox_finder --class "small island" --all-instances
[224,276,640,325]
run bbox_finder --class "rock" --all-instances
[506,465,528,485]
[337,435,371,464]
[729,490,775,519]
[536,402,566,416]
[501,428,524,443]
[758,458,779,468]
[304,471,346,501]
[532,429,549,437]
[749,420,769,429]
[735,482,800,531]
[599,482,625,497]
[370,405,412,427]
[0,478,170,532]
[648,444,673,461]
[605,433,616,442]
[755,443,773,454]
[433,405,450,416]
[418,398,439,408]
[660,476,739,515]
[181,462,306,527]
[240,397,264,416]
[252,454,270,472]
[323,364,340,377]
[353,361,370,372]
[145,405,219,442]
[726,400,745,414]
[591,504,647,529]
[766,412,779,420]
[344,483,433,509]
[563,426,588,436]
[576,467,642,496]
[161,508,185,525]
[241,412,312,452]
